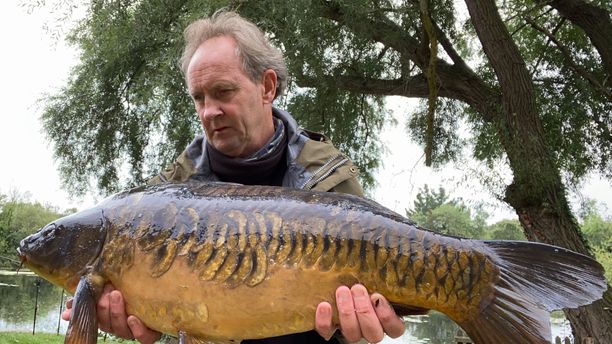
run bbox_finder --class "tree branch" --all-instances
[526,17,612,101]
[544,0,612,82]
[313,0,499,121]
[431,20,469,70]
[294,72,430,98]
[313,0,422,64]
[530,18,566,78]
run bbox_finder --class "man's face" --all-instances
[187,35,275,158]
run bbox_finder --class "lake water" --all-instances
[0,270,573,343]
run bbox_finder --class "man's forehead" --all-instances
[187,38,244,78]
[188,63,240,85]
[193,36,240,63]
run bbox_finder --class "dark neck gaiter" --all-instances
[206,118,287,186]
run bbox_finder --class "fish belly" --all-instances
[111,249,356,341]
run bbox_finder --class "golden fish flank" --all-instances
[17,183,607,344]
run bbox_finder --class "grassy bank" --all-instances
[0,332,129,344]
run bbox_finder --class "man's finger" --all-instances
[97,284,114,333]
[351,285,384,343]
[336,285,361,343]
[315,302,335,341]
[61,298,73,321]
[127,316,162,344]
[371,293,405,338]
[61,309,71,321]
[108,290,133,339]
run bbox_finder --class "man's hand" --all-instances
[61,284,161,344]
[315,284,405,343]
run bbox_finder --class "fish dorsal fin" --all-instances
[64,275,104,344]
[178,331,238,344]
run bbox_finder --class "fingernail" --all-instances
[372,294,385,308]
[127,317,137,327]
[111,291,120,304]
[324,332,334,341]
[337,291,351,305]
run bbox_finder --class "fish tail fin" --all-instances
[456,241,606,344]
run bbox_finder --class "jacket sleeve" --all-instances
[296,132,365,197]
[147,150,196,185]
[329,174,364,196]
[313,163,364,197]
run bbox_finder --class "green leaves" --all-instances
[0,192,68,264]
[38,0,611,198]
[41,0,203,195]
[287,85,385,189]
[581,211,612,283]
[406,98,466,167]
[406,185,486,239]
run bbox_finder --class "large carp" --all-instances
[18,183,606,344]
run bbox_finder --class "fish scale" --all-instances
[103,188,499,318]
[18,183,607,344]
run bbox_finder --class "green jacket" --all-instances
[149,107,363,197]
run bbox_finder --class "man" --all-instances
[63,11,405,344]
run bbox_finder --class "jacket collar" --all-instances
[186,107,311,186]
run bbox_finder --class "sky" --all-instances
[0,2,92,209]
[0,2,610,223]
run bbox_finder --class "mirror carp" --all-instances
[17,183,607,343]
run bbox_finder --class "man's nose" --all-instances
[200,99,223,122]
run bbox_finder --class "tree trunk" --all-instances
[465,0,612,343]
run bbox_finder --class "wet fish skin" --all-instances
[17,183,607,344]
[100,184,494,317]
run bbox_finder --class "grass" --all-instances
[0,332,131,344]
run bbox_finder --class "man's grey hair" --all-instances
[181,11,288,99]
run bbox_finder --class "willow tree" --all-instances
[40,0,611,341]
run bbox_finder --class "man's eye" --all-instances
[218,89,233,97]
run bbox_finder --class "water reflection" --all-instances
[382,311,572,343]
[0,270,67,334]
[381,312,458,344]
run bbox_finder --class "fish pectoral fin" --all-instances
[390,303,430,316]
[178,331,236,344]
[64,275,104,344]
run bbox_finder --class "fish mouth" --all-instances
[16,246,26,262]
[15,246,26,274]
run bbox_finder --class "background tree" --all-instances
[407,185,487,238]
[408,185,524,240]
[37,0,611,341]
[406,184,450,218]
[579,201,612,283]
[485,219,526,241]
[0,191,69,264]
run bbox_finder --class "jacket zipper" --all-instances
[301,154,349,190]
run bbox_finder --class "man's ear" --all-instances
[261,69,277,103]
